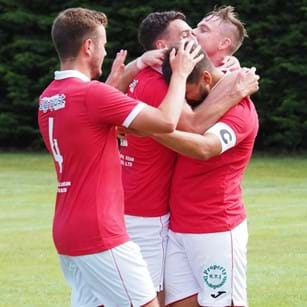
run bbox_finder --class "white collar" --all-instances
[54,70,90,82]
[151,65,163,75]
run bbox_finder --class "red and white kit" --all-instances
[165,97,259,306]
[120,67,176,290]
[38,70,156,306]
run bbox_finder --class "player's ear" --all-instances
[219,37,231,51]
[155,39,168,49]
[82,38,95,57]
[202,70,212,86]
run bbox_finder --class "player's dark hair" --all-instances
[138,11,186,51]
[51,7,108,61]
[162,42,214,85]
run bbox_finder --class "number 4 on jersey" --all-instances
[48,117,63,173]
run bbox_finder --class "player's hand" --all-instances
[235,67,260,97]
[105,49,127,88]
[137,49,167,69]
[219,55,241,73]
[169,40,204,79]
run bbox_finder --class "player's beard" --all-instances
[90,55,103,80]
[188,84,210,109]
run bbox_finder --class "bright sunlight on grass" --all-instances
[0,153,306,306]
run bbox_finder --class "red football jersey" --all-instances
[169,98,259,233]
[120,67,177,216]
[38,70,144,256]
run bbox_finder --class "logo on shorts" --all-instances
[203,265,227,289]
[211,291,226,298]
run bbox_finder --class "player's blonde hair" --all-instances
[207,6,248,54]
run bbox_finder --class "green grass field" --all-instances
[0,153,306,307]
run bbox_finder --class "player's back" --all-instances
[38,75,139,256]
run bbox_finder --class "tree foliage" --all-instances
[0,0,306,151]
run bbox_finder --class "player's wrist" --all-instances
[171,71,188,81]
[136,57,146,70]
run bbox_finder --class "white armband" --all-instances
[205,122,236,153]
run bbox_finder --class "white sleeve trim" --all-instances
[205,122,236,153]
[122,102,146,128]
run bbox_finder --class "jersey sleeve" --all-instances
[205,98,258,153]
[86,81,145,127]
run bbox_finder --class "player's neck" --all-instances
[60,59,92,80]
[210,52,228,67]
[210,68,224,89]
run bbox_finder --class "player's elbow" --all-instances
[192,142,219,160]
[157,120,176,133]
[193,148,212,160]
[181,145,212,160]
[165,121,176,132]
[146,121,176,135]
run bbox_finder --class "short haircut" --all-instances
[206,5,248,54]
[51,7,108,61]
[138,11,186,51]
[162,42,214,85]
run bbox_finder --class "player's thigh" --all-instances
[59,255,101,307]
[169,295,199,307]
[73,241,157,307]
[125,214,169,291]
[182,221,248,307]
[231,219,248,306]
[164,230,200,306]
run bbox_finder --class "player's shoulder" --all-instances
[87,80,120,94]
[241,97,258,117]
[84,80,128,109]
[40,79,90,99]
[128,67,167,99]
[229,96,257,115]
[137,67,166,83]
[241,96,254,106]
[219,96,258,132]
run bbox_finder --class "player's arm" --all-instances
[177,67,259,134]
[128,41,204,134]
[105,49,127,88]
[106,49,166,92]
[153,122,236,160]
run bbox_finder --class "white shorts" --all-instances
[125,213,170,291]
[59,241,156,307]
[165,220,248,306]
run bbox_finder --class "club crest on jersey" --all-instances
[203,264,227,289]
[39,94,66,113]
[129,79,138,93]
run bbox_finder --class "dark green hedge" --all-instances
[0,0,306,151]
